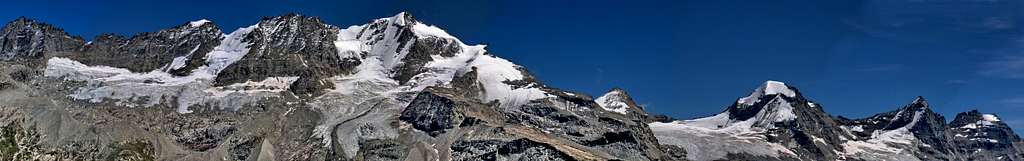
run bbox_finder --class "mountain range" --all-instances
[0,12,1020,161]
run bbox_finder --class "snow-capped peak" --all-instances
[189,19,211,27]
[596,88,633,115]
[737,80,797,105]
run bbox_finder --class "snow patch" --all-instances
[412,23,455,39]
[982,114,1000,122]
[190,19,211,27]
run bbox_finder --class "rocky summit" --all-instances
[0,12,1021,161]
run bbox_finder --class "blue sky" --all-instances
[3,0,1023,132]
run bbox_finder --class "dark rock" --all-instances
[0,17,84,64]
[451,138,576,161]
[357,139,407,161]
[73,20,223,73]
[399,89,464,136]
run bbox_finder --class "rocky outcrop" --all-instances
[0,17,84,63]
[398,89,468,136]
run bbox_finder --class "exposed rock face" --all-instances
[72,20,223,73]
[948,110,1024,160]
[398,89,466,136]
[0,17,84,63]
[215,14,359,97]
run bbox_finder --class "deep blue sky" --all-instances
[4,0,1024,132]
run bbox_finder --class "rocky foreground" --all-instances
[0,13,1021,161]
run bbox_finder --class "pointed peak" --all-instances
[737,80,798,105]
[909,96,929,108]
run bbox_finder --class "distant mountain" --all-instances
[651,81,1024,161]
[0,12,1020,161]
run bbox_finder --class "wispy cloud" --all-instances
[999,97,1024,106]
[980,55,1024,79]
[855,64,908,72]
